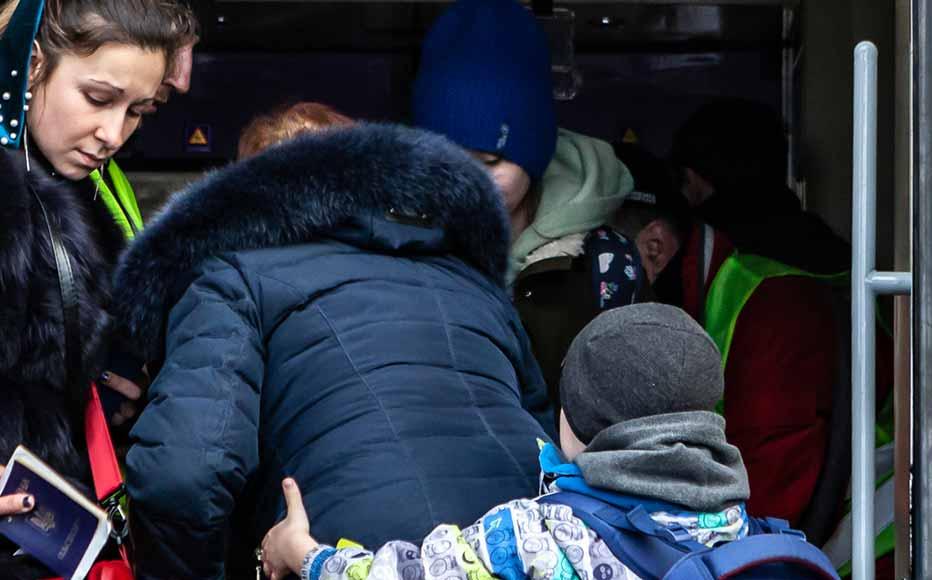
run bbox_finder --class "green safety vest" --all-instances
[89,160,143,241]
[703,252,894,574]
[88,160,140,517]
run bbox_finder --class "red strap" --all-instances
[84,382,124,503]
[41,557,133,580]
[85,383,134,573]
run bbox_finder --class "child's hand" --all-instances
[261,478,318,580]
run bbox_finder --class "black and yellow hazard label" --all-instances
[185,123,211,152]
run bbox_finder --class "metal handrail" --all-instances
[913,1,932,575]
[852,40,912,580]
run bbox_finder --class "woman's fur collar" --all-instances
[112,123,511,356]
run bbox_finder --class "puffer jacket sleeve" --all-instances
[510,310,556,440]
[126,256,265,580]
[300,499,632,580]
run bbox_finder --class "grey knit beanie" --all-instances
[560,303,724,444]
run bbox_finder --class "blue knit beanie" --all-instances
[413,0,557,179]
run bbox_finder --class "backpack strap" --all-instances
[749,516,801,536]
[664,534,841,580]
[538,492,701,580]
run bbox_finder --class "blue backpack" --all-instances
[538,491,840,580]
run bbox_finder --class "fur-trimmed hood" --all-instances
[112,123,511,356]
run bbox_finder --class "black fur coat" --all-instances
[0,146,125,575]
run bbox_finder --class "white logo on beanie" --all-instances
[496,124,510,150]
[599,253,614,274]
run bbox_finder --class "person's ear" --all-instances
[558,409,587,462]
[27,40,45,87]
[636,219,681,283]
[641,220,668,262]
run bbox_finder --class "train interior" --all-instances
[119,0,903,272]
[116,0,919,575]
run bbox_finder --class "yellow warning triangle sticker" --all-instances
[622,128,639,144]
[188,127,208,146]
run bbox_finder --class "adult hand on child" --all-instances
[0,466,34,516]
[261,478,318,580]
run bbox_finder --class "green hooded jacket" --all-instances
[510,128,634,280]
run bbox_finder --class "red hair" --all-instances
[237,102,354,159]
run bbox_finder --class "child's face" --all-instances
[469,151,531,214]
[559,409,587,461]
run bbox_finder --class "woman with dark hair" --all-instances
[0,0,197,576]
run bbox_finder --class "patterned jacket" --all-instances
[299,444,749,580]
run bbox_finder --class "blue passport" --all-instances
[0,445,110,580]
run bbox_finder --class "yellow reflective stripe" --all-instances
[106,161,143,232]
[705,253,845,367]
[876,393,895,447]
[825,472,896,573]
[90,170,133,240]
[344,555,373,580]
[452,525,495,580]
[703,254,768,366]
[705,253,848,415]
[89,161,143,241]
[837,524,895,577]
[876,520,896,561]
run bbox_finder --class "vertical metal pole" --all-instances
[893,1,913,577]
[913,0,932,575]
[852,40,878,580]
[783,6,797,194]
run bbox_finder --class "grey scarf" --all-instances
[574,411,750,512]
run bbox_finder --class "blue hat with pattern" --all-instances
[0,0,45,149]
[412,0,557,179]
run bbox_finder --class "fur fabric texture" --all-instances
[112,123,511,360]
[0,147,126,576]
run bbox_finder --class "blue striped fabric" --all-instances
[482,508,523,580]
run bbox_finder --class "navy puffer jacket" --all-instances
[111,124,553,579]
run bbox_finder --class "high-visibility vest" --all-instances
[703,252,894,574]
[89,160,143,241]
